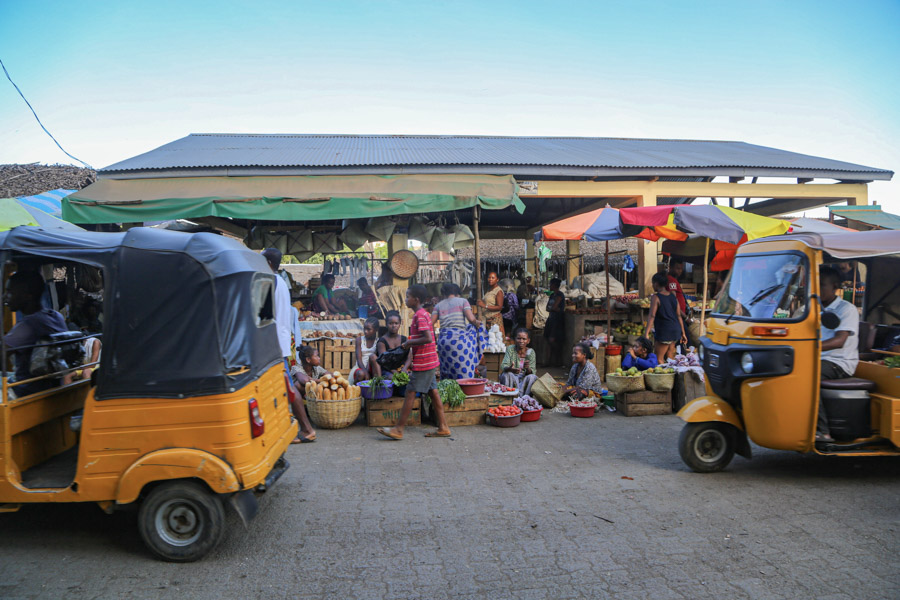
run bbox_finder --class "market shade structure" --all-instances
[618,204,791,244]
[539,206,639,241]
[62,174,524,224]
[0,197,84,232]
[16,188,74,217]
[828,205,900,230]
[788,217,854,234]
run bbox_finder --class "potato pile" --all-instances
[306,371,360,401]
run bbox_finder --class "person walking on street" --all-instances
[377,285,451,440]
[646,272,687,364]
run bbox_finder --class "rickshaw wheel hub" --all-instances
[694,429,727,463]
[156,499,203,546]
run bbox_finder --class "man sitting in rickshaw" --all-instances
[816,265,860,442]
[3,270,68,398]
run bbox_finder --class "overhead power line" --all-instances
[0,57,93,169]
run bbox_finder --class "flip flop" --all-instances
[377,427,403,440]
[291,434,316,444]
[424,430,452,438]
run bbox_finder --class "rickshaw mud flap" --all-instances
[229,490,259,529]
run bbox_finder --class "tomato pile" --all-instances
[488,406,522,418]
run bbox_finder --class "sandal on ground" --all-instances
[424,430,452,438]
[291,433,316,444]
[377,427,403,440]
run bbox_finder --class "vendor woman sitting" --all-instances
[499,328,538,396]
[313,274,347,315]
[622,337,659,371]
[565,342,604,400]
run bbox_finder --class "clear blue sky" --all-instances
[2,0,898,213]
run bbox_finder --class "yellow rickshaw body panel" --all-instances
[678,395,744,431]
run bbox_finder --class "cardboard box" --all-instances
[366,397,421,427]
[615,390,672,417]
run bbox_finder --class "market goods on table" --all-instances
[629,297,652,309]
[513,395,541,411]
[359,376,393,400]
[486,381,518,395]
[391,371,410,387]
[606,370,646,393]
[614,322,644,337]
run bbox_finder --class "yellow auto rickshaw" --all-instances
[678,230,900,472]
[1,226,297,560]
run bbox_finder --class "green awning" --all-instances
[62,174,524,224]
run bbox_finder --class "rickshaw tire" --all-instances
[679,422,736,473]
[138,480,226,562]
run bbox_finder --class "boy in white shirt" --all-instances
[816,265,859,442]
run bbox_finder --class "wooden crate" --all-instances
[365,397,421,427]
[320,340,355,376]
[489,393,515,408]
[615,390,672,417]
[590,346,606,382]
[672,371,706,411]
[482,352,504,382]
[443,409,488,427]
[444,393,489,412]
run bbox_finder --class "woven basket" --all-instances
[306,396,362,429]
[532,373,566,408]
[643,372,675,392]
[388,250,419,279]
[605,374,646,394]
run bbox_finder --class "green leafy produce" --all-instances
[392,371,410,386]
[885,356,900,369]
[368,375,387,390]
[437,379,466,408]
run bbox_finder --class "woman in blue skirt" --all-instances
[431,282,486,380]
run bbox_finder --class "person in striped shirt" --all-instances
[377,285,451,440]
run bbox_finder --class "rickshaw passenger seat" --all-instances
[820,378,877,392]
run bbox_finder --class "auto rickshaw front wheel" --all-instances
[138,480,226,562]
[679,422,736,473]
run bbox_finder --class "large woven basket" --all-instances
[605,374,646,394]
[643,372,675,392]
[532,373,566,408]
[306,396,362,429]
[388,249,419,279]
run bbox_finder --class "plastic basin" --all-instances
[359,380,393,400]
[520,407,542,422]
[605,345,622,356]
[457,378,487,396]
[570,405,596,418]
[487,410,522,427]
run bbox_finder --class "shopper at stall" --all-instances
[565,342,604,400]
[372,311,409,378]
[357,277,379,317]
[646,272,687,364]
[313,274,346,315]
[377,285,451,440]
[667,259,690,323]
[477,271,505,337]
[622,337,659,371]
[263,248,316,444]
[516,272,535,303]
[499,328,538,396]
[543,278,566,367]
[501,280,519,334]
[432,282,484,380]
[350,317,380,384]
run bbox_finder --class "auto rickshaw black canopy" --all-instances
[0,226,281,400]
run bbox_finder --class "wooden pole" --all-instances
[473,206,482,318]
[851,263,858,306]
[700,238,710,337]
[606,240,611,340]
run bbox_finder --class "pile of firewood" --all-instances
[0,163,96,198]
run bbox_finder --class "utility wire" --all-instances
[0,57,93,169]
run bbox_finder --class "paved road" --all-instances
[1,411,898,599]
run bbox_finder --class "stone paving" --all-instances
[1,411,898,599]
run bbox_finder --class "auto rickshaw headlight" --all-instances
[740,352,754,374]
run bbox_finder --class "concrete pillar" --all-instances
[566,240,581,286]
[637,194,657,296]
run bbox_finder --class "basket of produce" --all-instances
[514,395,542,422]
[388,249,419,279]
[569,400,597,418]
[605,367,646,393]
[359,376,394,400]
[456,378,487,395]
[643,367,676,391]
[532,373,566,408]
[487,405,522,427]
[304,372,363,429]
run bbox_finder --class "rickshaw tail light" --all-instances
[248,398,265,438]
[752,326,789,337]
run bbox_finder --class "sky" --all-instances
[2,0,899,214]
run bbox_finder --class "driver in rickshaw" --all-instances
[815,265,860,443]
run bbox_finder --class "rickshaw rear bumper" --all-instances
[678,396,752,459]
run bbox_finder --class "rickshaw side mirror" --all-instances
[821,311,841,330]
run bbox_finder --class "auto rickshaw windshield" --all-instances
[713,253,809,321]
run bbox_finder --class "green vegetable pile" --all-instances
[391,371,410,386]
[437,379,466,408]
[368,375,387,390]
[885,356,900,369]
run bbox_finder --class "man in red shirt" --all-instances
[377,285,451,440]
[667,259,691,324]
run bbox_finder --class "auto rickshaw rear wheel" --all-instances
[679,422,736,473]
[138,480,226,562]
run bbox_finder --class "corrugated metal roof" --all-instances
[100,134,893,181]
[829,206,900,230]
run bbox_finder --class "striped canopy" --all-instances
[15,189,74,217]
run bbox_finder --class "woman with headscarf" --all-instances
[431,282,485,380]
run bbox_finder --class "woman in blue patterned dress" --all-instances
[431,283,486,380]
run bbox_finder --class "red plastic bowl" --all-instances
[605,345,622,356]
[457,378,487,395]
[520,407,542,422]
[570,404,596,418]
[487,408,522,427]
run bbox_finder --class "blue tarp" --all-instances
[16,189,74,217]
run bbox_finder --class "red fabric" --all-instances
[619,206,674,226]
[410,308,439,371]
[667,276,687,314]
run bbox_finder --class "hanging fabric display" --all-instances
[407,215,436,245]
[364,217,396,242]
[285,230,313,254]
[537,243,552,273]
[451,222,475,248]
[340,220,370,250]
[429,227,456,253]
[312,232,342,254]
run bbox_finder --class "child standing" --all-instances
[645,273,687,364]
[377,285,451,440]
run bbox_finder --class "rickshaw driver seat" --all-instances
[820,378,877,391]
